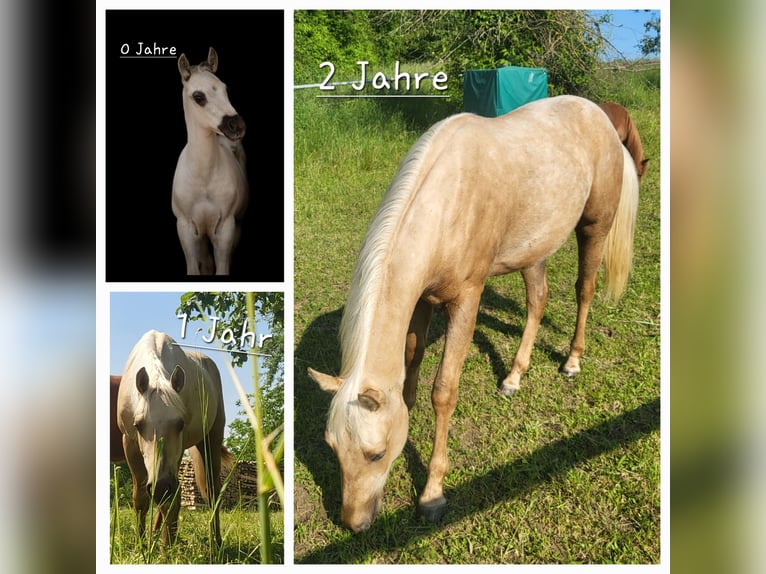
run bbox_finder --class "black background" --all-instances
[106,10,284,282]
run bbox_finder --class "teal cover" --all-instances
[463,66,548,117]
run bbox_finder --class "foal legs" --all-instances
[562,223,608,376]
[419,285,483,522]
[177,218,214,275]
[499,261,549,395]
[210,216,239,276]
[403,299,433,411]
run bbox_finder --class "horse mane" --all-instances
[337,115,464,384]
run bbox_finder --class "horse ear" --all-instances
[207,47,218,73]
[178,54,191,82]
[307,367,343,394]
[170,365,185,392]
[136,367,149,395]
[358,388,385,412]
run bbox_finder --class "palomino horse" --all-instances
[599,101,648,181]
[117,330,230,545]
[309,95,640,532]
[172,47,248,275]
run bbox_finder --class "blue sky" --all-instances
[110,292,278,436]
[591,9,660,60]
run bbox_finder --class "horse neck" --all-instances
[183,115,223,171]
[341,261,425,392]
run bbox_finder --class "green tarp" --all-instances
[463,66,548,117]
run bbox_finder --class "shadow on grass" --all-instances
[295,298,659,564]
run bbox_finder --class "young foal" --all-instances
[309,96,640,532]
[172,47,248,275]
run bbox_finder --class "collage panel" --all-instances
[109,291,284,564]
[105,9,284,282]
[293,9,661,564]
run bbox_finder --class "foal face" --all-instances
[132,366,187,505]
[182,69,246,142]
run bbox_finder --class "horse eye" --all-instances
[176,420,185,432]
[134,420,144,434]
[192,91,207,106]
[369,450,386,463]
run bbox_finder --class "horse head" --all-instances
[177,47,246,142]
[132,364,188,505]
[308,368,409,532]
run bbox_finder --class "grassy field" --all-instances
[109,464,284,564]
[293,64,661,564]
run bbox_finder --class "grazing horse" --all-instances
[599,101,649,181]
[308,95,640,532]
[172,47,248,275]
[117,330,229,545]
[110,375,125,463]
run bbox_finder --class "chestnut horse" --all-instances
[172,47,248,275]
[110,375,125,463]
[116,330,230,546]
[599,101,648,181]
[309,95,640,532]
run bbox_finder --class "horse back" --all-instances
[391,96,622,292]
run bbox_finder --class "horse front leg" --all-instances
[210,216,238,275]
[403,298,433,411]
[177,217,214,275]
[419,285,483,522]
[153,495,181,547]
[562,224,607,375]
[122,436,149,542]
[499,261,548,394]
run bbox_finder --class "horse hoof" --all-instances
[560,365,580,377]
[418,497,447,522]
[498,384,519,396]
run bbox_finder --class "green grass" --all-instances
[109,464,284,564]
[294,63,661,564]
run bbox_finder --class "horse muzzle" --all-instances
[219,114,246,141]
[341,495,381,533]
[148,476,179,505]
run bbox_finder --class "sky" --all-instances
[590,9,660,60]
[110,292,279,436]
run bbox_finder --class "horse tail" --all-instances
[220,445,235,473]
[602,145,640,302]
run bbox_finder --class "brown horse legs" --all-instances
[403,298,433,410]
[419,285,484,522]
[499,261,549,395]
[562,224,608,376]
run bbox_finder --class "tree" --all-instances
[638,13,660,57]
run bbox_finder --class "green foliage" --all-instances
[294,10,381,85]
[225,390,283,460]
[639,14,661,56]
[295,10,608,100]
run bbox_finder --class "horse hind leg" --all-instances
[562,222,608,376]
[499,260,549,395]
[419,284,483,522]
[189,429,225,546]
[403,298,433,410]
